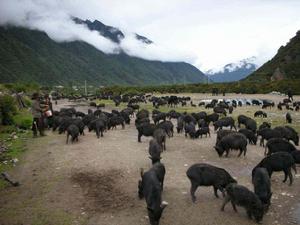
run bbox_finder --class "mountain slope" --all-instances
[0,26,207,86]
[245,31,300,82]
[73,18,153,45]
[207,58,257,82]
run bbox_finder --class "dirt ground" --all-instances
[0,93,300,225]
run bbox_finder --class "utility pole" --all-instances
[85,80,87,96]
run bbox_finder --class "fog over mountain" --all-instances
[0,0,195,64]
[1,0,300,72]
[207,57,258,82]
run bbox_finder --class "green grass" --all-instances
[0,106,33,188]
[95,99,114,106]
[0,126,29,189]
[13,109,32,129]
[30,208,76,225]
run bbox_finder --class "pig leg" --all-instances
[238,149,243,157]
[292,164,297,174]
[219,187,226,197]
[213,186,219,198]
[246,209,252,219]
[138,133,142,142]
[282,169,288,183]
[225,149,229,157]
[190,181,198,203]
[288,169,293,186]
[231,201,237,212]
[221,195,231,211]
[161,179,164,191]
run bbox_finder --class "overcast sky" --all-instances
[1,0,300,72]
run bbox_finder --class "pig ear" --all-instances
[161,201,168,209]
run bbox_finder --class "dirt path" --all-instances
[0,94,300,225]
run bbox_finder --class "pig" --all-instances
[186,163,236,202]
[221,183,264,223]
[214,133,248,157]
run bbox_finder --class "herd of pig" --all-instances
[51,95,299,225]
[134,98,299,225]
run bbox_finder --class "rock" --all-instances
[11,158,18,164]
[271,67,285,81]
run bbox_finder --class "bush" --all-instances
[13,110,32,130]
[23,96,32,107]
[0,95,17,125]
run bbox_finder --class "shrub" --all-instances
[23,96,32,107]
[13,110,32,130]
[0,95,17,125]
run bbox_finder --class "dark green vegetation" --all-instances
[101,79,300,95]
[246,31,300,82]
[0,95,17,125]
[0,26,207,86]
[0,126,29,189]
[0,85,32,189]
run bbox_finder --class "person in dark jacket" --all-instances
[31,93,45,137]
[287,88,293,101]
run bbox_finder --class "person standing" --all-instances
[287,88,293,101]
[43,94,53,129]
[31,93,45,137]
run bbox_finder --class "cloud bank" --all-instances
[0,0,194,63]
[1,0,300,71]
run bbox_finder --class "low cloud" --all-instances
[0,0,193,63]
[120,32,196,62]
[1,0,300,71]
[0,0,119,54]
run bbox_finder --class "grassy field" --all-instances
[95,98,300,133]
[0,110,32,189]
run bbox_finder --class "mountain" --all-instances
[73,17,153,44]
[0,25,207,86]
[206,57,257,82]
[245,31,300,82]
